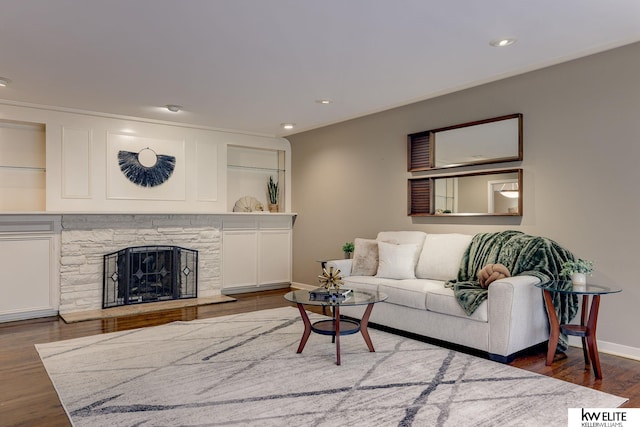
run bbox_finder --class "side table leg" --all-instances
[360,303,376,352]
[542,290,560,365]
[580,295,591,365]
[295,303,312,354]
[586,295,602,379]
[335,305,341,365]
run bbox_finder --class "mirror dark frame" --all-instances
[408,168,522,216]
[408,113,523,171]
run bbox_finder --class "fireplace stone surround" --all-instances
[60,214,221,314]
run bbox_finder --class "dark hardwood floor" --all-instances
[1,288,638,426]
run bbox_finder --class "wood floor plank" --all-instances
[0,288,637,426]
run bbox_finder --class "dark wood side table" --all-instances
[316,259,329,271]
[536,280,621,379]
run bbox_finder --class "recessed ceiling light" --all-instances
[281,123,295,130]
[165,104,182,112]
[0,77,11,87]
[489,38,517,47]
[315,99,332,104]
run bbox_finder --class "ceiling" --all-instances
[1,1,639,138]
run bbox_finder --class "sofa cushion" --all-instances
[378,278,444,310]
[350,238,379,276]
[342,275,386,290]
[416,233,473,280]
[376,242,418,279]
[426,286,488,322]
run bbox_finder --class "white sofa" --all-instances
[326,231,549,362]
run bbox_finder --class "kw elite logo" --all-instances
[583,408,626,422]
[568,408,639,427]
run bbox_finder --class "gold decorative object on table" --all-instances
[318,266,344,291]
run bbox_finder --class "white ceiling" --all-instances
[1,1,639,137]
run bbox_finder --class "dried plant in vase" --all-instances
[267,176,279,212]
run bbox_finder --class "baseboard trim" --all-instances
[0,308,58,323]
[568,336,640,362]
[290,281,315,290]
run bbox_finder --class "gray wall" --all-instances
[288,42,640,353]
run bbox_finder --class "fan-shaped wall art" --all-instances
[118,148,176,187]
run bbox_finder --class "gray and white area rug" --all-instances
[36,307,627,426]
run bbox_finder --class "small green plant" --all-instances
[560,258,594,277]
[267,176,279,204]
[342,242,354,254]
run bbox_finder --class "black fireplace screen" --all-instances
[103,245,197,308]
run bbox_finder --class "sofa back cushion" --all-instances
[415,233,473,280]
[376,231,427,247]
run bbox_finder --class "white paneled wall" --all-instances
[0,101,291,213]
[0,101,294,321]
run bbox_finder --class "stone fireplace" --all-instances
[60,214,221,314]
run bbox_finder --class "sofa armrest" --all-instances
[325,259,352,277]
[487,275,549,357]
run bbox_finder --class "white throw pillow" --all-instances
[351,238,379,276]
[375,241,418,280]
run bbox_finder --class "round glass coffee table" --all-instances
[536,280,621,378]
[284,289,388,365]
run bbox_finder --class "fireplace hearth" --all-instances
[103,245,198,308]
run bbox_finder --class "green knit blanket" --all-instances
[446,230,578,352]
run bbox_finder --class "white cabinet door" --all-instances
[222,215,293,294]
[0,236,58,322]
[258,229,291,285]
[222,230,258,290]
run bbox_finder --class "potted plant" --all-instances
[342,242,354,259]
[267,177,279,212]
[560,258,593,286]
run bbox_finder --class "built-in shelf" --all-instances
[227,164,285,173]
[227,145,286,213]
[0,119,46,212]
[0,165,46,172]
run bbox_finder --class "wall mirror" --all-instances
[408,169,522,216]
[408,113,522,171]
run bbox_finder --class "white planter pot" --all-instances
[571,272,587,286]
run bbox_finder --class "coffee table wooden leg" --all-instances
[586,295,602,379]
[295,303,312,354]
[542,290,560,365]
[360,303,376,352]
[331,306,336,344]
[335,305,341,365]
